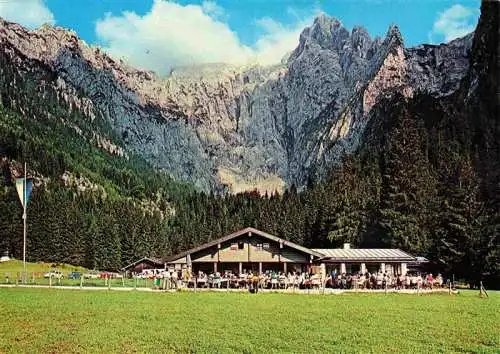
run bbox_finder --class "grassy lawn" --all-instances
[0,259,87,278]
[0,289,498,353]
[0,259,159,288]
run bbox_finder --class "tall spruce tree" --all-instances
[377,106,435,253]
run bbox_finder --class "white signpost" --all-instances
[15,162,33,284]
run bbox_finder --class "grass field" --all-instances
[0,259,87,278]
[0,288,498,353]
[0,259,162,288]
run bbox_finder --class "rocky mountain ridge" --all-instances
[0,15,474,192]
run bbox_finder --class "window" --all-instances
[238,242,244,250]
[263,243,270,249]
[256,243,263,251]
[230,243,238,250]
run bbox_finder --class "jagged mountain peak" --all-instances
[361,23,404,73]
[385,24,404,47]
[349,26,372,56]
[296,14,349,50]
[1,17,131,75]
[311,12,343,33]
[290,15,409,65]
[0,12,476,193]
[351,25,370,38]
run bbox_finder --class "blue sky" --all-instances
[45,0,480,46]
[0,0,481,74]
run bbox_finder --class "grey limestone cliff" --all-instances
[0,16,473,192]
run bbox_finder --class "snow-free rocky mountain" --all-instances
[0,15,474,193]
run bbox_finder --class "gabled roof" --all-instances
[164,227,324,263]
[122,257,164,271]
[313,248,415,262]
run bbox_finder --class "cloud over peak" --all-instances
[431,4,478,43]
[95,0,312,75]
[0,0,54,29]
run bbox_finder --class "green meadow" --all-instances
[0,259,87,277]
[0,288,498,353]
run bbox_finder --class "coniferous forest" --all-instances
[0,2,498,288]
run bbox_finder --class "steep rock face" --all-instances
[406,34,474,96]
[0,16,473,192]
[0,20,219,191]
[363,46,413,114]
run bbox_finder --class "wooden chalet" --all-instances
[122,257,165,274]
[164,227,323,275]
[162,227,418,276]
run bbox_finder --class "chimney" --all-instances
[343,243,350,249]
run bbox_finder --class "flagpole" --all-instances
[23,161,27,284]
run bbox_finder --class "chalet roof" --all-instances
[164,227,324,263]
[121,257,164,271]
[408,256,430,264]
[313,248,416,262]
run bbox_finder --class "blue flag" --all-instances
[15,178,33,209]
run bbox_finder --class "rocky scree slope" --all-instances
[0,16,473,192]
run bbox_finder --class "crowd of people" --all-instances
[137,269,445,291]
[324,271,444,290]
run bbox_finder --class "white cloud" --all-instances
[0,0,54,29]
[431,4,478,43]
[95,0,313,75]
[253,17,310,64]
[201,1,224,19]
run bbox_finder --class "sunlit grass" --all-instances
[0,259,160,288]
[0,259,87,278]
[0,288,498,353]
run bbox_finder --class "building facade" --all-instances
[163,227,417,277]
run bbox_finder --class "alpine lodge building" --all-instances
[154,227,417,277]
